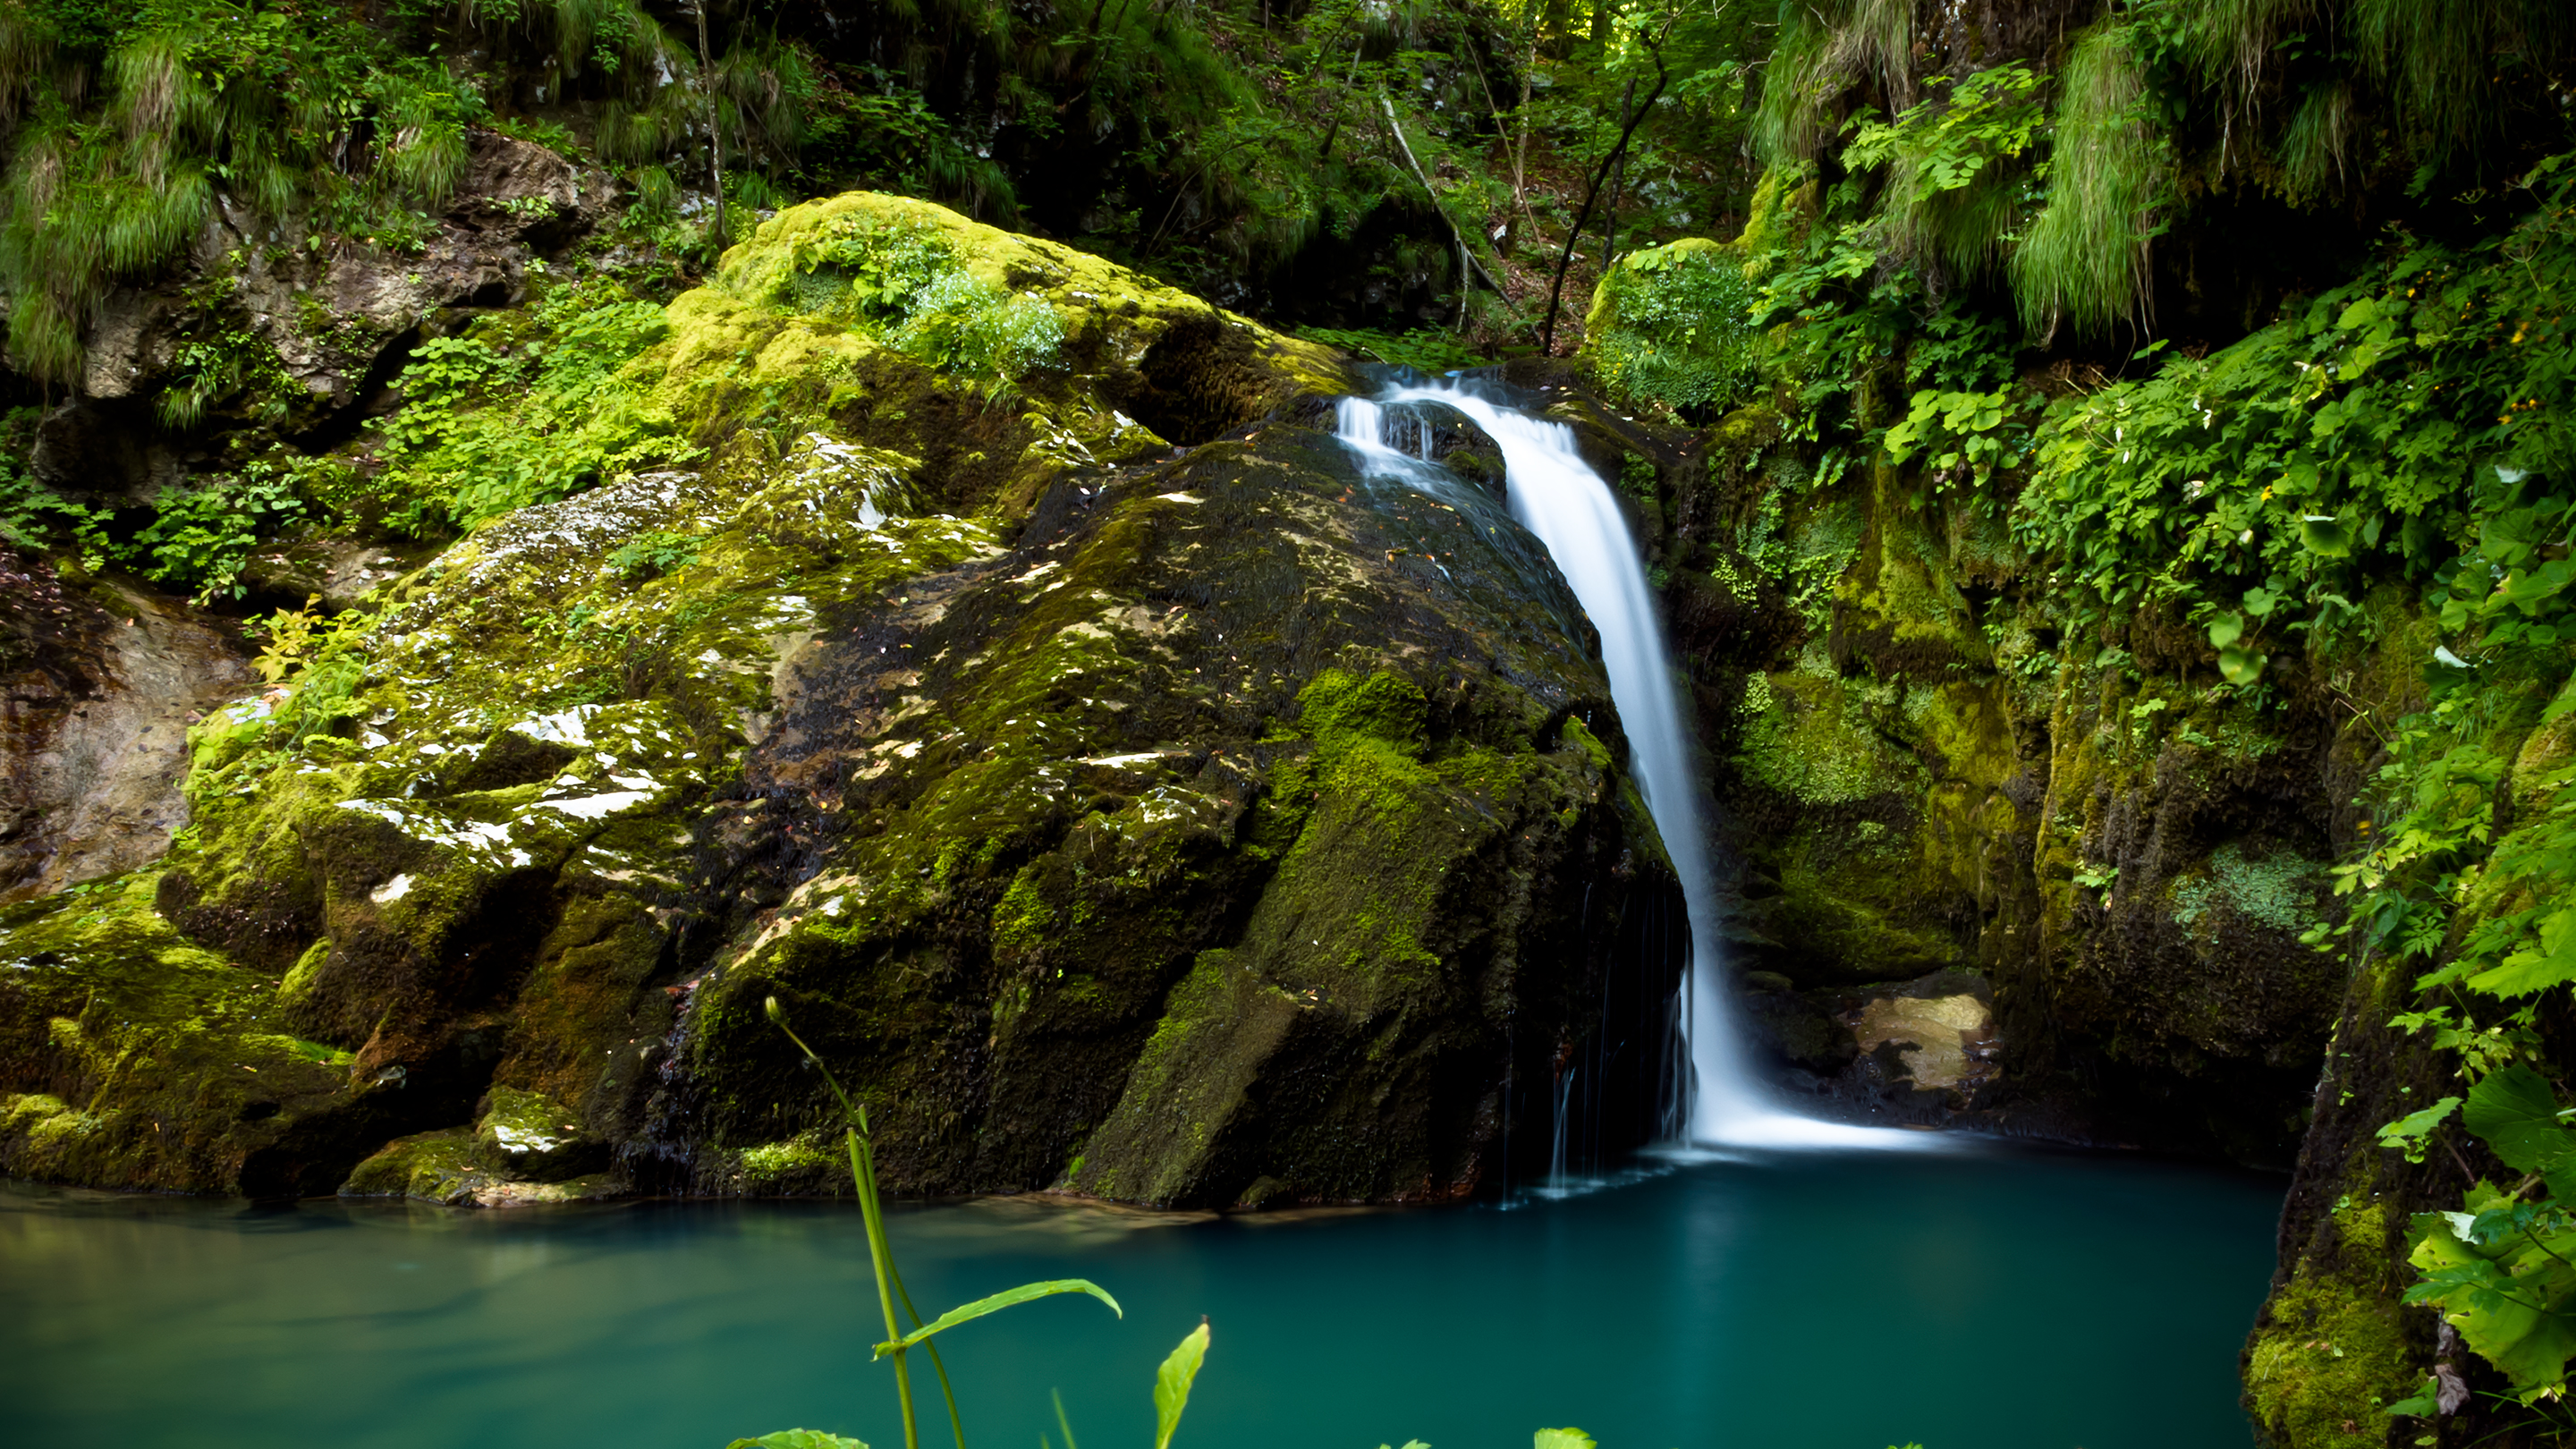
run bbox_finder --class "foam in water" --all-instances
[1335,378,1930,1151]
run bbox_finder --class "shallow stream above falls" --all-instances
[4,1147,2281,1449]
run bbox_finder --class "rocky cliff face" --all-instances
[1565,371,2357,1165]
[0,192,1682,1209]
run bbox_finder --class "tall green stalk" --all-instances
[766,995,1115,1449]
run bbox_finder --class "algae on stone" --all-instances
[0,197,1674,1208]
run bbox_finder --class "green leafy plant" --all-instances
[1584,242,1757,416]
[136,468,306,602]
[1301,326,1494,375]
[1879,383,2036,496]
[751,996,1156,1449]
[246,596,334,685]
[2402,1069,2576,1397]
[377,284,684,532]
[785,218,1064,385]
[606,530,705,582]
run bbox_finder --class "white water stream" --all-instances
[1336,379,1922,1150]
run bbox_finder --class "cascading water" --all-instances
[1336,377,1923,1150]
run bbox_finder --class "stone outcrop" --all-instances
[0,553,252,902]
[0,194,1681,1209]
[45,129,614,503]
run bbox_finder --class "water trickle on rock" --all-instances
[1336,376,1926,1151]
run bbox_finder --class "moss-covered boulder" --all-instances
[0,196,1679,1207]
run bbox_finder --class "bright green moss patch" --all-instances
[1580,238,1760,417]
[736,1134,847,1191]
[1734,669,1921,805]
[1296,668,1430,756]
[2245,1201,2418,1449]
[0,872,356,1192]
[341,1129,486,1204]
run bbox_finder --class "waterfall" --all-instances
[1335,377,1921,1150]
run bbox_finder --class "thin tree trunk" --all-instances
[1600,116,1630,274]
[1510,38,1537,247]
[696,0,725,250]
[1382,92,1513,309]
[1318,43,1365,162]
[1540,47,1663,353]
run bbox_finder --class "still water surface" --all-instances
[3,1146,2279,1449]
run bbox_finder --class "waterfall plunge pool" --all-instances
[3,1145,2279,1449]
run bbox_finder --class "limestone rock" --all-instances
[0,555,252,902]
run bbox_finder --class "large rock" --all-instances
[0,195,1682,1207]
[0,553,251,902]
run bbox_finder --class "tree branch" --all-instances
[1380,92,1517,318]
[1540,26,1667,354]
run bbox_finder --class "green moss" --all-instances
[1580,237,1761,415]
[0,872,354,1192]
[736,1133,847,1192]
[1735,670,1921,805]
[2245,1201,2418,1449]
[1295,668,1430,755]
[340,1128,485,1203]
[276,938,329,1010]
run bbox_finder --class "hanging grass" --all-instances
[2010,19,2165,342]
[0,0,825,389]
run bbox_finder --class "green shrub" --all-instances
[785,217,1065,382]
[1585,241,1758,416]
[377,284,682,531]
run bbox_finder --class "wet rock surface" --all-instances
[0,196,1679,1208]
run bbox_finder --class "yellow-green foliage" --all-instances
[374,190,1346,533]
[2245,1200,2418,1449]
[339,1129,485,1203]
[376,287,685,531]
[735,1134,845,1191]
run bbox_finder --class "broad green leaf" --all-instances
[2462,1066,2576,1178]
[2207,611,2245,649]
[2337,296,2379,330]
[2410,1207,2576,1397]
[2300,515,2351,557]
[2467,909,2576,1000]
[2242,586,2282,618]
[1153,1321,1211,1449]
[1534,1431,1597,1449]
[876,1279,1121,1357]
[2377,1097,2462,1163]
[2483,507,2539,566]
[2218,646,2264,685]
[726,1431,869,1449]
